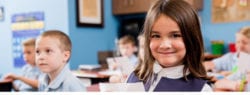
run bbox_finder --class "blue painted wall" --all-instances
[68,0,118,69]
[0,0,69,75]
[200,0,250,53]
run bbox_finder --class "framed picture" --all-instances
[76,0,104,27]
[0,7,4,21]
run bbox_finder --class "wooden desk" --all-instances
[204,53,222,61]
[0,80,12,91]
[213,88,233,92]
[73,70,110,86]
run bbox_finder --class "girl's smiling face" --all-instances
[150,14,186,68]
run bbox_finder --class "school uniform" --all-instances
[38,64,86,92]
[16,64,42,91]
[212,52,238,72]
[127,62,212,91]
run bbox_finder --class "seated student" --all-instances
[118,35,138,66]
[4,38,42,91]
[109,34,145,83]
[214,26,250,91]
[127,0,212,91]
[35,30,85,91]
[203,26,250,77]
[109,35,138,71]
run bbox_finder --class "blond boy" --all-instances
[36,30,85,91]
[4,38,41,91]
[109,34,143,83]
[118,35,138,65]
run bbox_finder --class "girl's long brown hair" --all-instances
[134,0,207,82]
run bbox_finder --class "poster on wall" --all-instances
[212,0,250,23]
[11,12,45,68]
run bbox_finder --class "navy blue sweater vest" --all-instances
[127,72,207,91]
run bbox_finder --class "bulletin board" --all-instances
[212,0,250,23]
[11,12,45,68]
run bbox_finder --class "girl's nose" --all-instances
[159,39,172,49]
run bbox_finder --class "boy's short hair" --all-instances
[22,38,36,47]
[39,30,72,52]
[239,26,250,38]
[118,35,136,46]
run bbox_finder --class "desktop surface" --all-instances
[0,79,12,91]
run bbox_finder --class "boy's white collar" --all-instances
[153,61,190,79]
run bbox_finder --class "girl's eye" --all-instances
[171,33,182,38]
[151,34,160,38]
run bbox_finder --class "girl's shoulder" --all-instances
[127,72,141,83]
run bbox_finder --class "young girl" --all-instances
[127,0,212,91]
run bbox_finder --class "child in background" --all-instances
[204,26,250,77]
[109,35,138,71]
[4,38,41,91]
[36,30,85,91]
[109,34,145,83]
[127,0,212,91]
[118,35,138,65]
[214,26,250,91]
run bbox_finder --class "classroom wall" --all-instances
[200,0,250,53]
[68,0,118,69]
[0,0,69,75]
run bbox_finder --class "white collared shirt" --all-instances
[212,52,238,72]
[148,62,213,92]
[39,64,86,92]
[17,64,42,91]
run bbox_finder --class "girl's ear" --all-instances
[63,51,71,62]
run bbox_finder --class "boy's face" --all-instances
[235,33,250,54]
[119,43,136,57]
[35,37,70,74]
[22,46,36,66]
